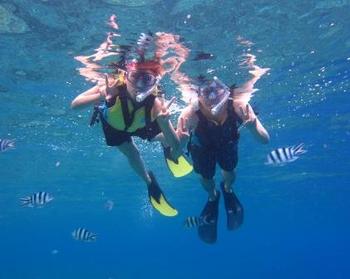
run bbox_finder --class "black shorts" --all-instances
[100,117,161,146]
[189,140,238,179]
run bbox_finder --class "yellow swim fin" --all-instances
[147,172,178,217]
[163,146,193,178]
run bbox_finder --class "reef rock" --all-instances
[0,4,29,34]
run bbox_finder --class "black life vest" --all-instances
[192,99,241,148]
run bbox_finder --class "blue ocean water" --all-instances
[1,0,350,278]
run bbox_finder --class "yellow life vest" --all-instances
[105,76,160,132]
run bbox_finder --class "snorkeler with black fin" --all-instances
[173,75,270,242]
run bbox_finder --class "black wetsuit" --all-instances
[189,99,242,179]
[100,85,161,146]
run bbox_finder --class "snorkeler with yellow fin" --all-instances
[71,32,188,218]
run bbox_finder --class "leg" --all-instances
[117,140,151,185]
[101,119,151,184]
[118,140,177,217]
[217,141,238,193]
[218,142,243,230]
[189,143,220,243]
[199,176,218,201]
[189,143,217,200]
[221,169,236,193]
[100,120,177,216]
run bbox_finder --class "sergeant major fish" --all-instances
[72,227,97,242]
[0,139,15,152]
[184,216,202,228]
[265,143,307,166]
[20,192,54,207]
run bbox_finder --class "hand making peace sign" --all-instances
[239,104,257,129]
[103,74,119,99]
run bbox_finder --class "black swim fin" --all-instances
[220,182,244,231]
[198,191,220,244]
[147,172,178,217]
[162,145,193,178]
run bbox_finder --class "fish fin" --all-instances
[9,139,16,147]
[90,234,97,241]
[292,143,307,155]
[20,198,31,207]
[286,157,299,163]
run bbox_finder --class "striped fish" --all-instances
[72,228,97,242]
[20,192,54,207]
[184,216,202,228]
[0,139,15,152]
[265,143,307,166]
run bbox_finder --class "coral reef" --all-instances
[0,4,29,33]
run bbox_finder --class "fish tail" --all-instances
[9,139,15,147]
[20,197,31,207]
[90,234,97,241]
[293,143,307,155]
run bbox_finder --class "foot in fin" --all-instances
[147,171,178,217]
[220,182,244,231]
[162,145,193,178]
[198,191,220,244]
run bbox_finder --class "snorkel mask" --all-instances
[126,69,160,102]
[198,76,231,115]
[126,60,162,102]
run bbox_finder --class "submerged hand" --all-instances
[157,97,176,120]
[239,104,257,129]
[104,74,118,98]
[177,117,190,138]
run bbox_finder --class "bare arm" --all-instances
[236,103,270,144]
[153,98,181,157]
[176,105,198,149]
[71,75,119,109]
[71,85,104,109]
[152,100,197,157]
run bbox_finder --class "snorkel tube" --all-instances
[135,89,154,102]
[135,75,160,102]
[210,76,231,115]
